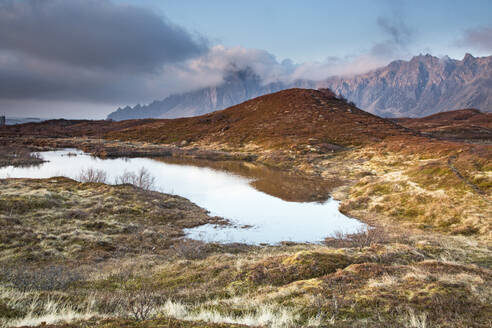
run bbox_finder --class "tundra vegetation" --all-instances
[0,89,491,327]
[0,174,490,328]
[0,146,44,169]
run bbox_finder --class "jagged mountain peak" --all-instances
[107,68,311,121]
[108,53,492,121]
[463,52,475,61]
[322,54,492,117]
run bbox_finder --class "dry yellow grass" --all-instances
[0,178,491,328]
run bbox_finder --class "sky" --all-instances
[1,0,492,119]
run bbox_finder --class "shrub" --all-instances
[247,251,352,285]
[171,239,211,260]
[115,167,156,191]
[126,287,158,321]
[78,167,108,183]
[0,265,82,291]
[330,226,387,249]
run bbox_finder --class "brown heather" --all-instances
[105,88,415,149]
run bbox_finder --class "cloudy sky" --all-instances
[1,0,492,119]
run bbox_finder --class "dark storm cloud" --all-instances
[0,0,208,72]
[0,0,210,110]
[457,26,492,52]
[0,52,135,101]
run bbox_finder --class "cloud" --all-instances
[457,26,492,52]
[0,0,211,112]
[377,17,412,46]
[0,0,207,72]
[370,16,413,57]
[166,45,294,85]
[165,45,388,88]
[289,56,388,80]
[0,1,398,118]
[0,42,390,113]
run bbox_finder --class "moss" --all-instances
[367,183,392,196]
[0,133,490,328]
[247,250,353,285]
[407,162,468,191]
[75,317,249,328]
[472,176,492,191]
[0,301,24,319]
[225,280,254,296]
[0,195,62,214]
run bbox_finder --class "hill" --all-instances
[106,88,414,149]
[394,108,492,142]
[0,118,158,138]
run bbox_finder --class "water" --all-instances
[0,149,365,244]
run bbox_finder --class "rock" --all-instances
[321,54,492,117]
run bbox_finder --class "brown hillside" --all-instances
[394,109,492,142]
[106,88,413,149]
[0,118,158,138]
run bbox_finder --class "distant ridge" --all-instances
[394,108,492,142]
[107,54,492,121]
[5,117,44,125]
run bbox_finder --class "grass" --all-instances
[0,177,490,327]
[0,144,490,328]
[0,177,215,266]
[325,142,492,241]
[0,94,490,327]
[0,168,488,328]
[1,290,98,328]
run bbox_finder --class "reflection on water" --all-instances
[0,149,364,244]
[156,157,343,203]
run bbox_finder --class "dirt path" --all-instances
[447,156,490,203]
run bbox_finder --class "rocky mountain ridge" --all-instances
[107,54,492,120]
[321,53,492,117]
[108,68,314,120]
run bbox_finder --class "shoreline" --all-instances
[2,135,490,241]
[0,132,491,327]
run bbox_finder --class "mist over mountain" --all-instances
[107,68,315,120]
[108,54,492,120]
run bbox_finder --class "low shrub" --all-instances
[0,265,82,291]
[78,167,108,183]
[115,167,156,191]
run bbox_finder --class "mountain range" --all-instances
[107,53,492,120]
[321,53,492,117]
[108,68,312,121]
[106,88,416,150]
[5,117,44,125]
